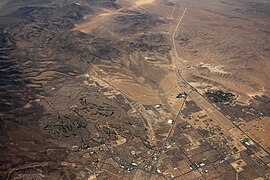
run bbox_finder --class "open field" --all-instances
[0,0,270,179]
[134,0,155,6]
[240,117,270,151]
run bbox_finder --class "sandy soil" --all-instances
[75,12,115,33]
[159,70,182,112]
[106,75,162,105]
[29,71,60,80]
[173,0,270,104]
[241,117,270,150]
[135,0,155,5]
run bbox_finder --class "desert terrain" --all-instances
[0,0,270,179]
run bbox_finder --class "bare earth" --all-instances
[0,0,270,179]
[134,0,155,5]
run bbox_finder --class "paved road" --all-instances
[172,7,188,59]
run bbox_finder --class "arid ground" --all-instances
[0,0,270,179]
